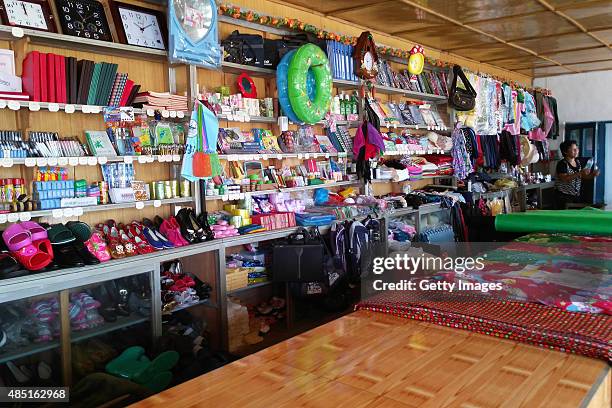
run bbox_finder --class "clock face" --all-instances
[363,52,373,71]
[55,0,111,41]
[3,0,47,29]
[118,6,164,50]
[173,0,213,44]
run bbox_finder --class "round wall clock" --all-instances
[353,31,378,80]
[169,0,221,68]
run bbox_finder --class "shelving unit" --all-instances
[0,6,455,385]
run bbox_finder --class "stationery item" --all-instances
[87,63,102,105]
[47,53,56,103]
[0,72,22,93]
[85,130,117,157]
[39,52,48,102]
[56,54,67,104]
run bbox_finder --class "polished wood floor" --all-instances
[133,310,610,408]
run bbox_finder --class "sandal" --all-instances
[117,229,137,256]
[85,232,111,262]
[2,223,32,252]
[20,221,48,242]
[12,242,53,271]
[126,225,156,254]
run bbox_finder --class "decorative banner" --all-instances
[170,0,221,68]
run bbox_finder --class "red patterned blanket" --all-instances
[356,291,612,362]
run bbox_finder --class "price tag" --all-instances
[161,110,170,118]
[0,214,7,224]
[8,100,20,110]
[138,156,147,164]
[305,153,311,159]
[124,156,134,164]
[427,150,433,154]
[52,209,63,218]
[158,155,167,163]
[97,157,108,164]
[69,157,79,166]
[177,111,185,118]
[18,212,31,221]
[229,193,239,200]
[276,154,283,159]
[298,154,303,159]
[11,27,24,38]
[245,115,251,122]
[7,213,19,222]
[172,154,181,162]
[1,158,13,167]
[325,153,330,159]
[78,157,88,165]
[261,154,268,160]
[81,105,91,113]
[228,155,237,162]
[47,158,58,166]
[146,155,155,163]
[414,125,419,130]
[239,193,246,199]
[226,113,234,121]
[169,110,177,118]
[36,157,48,166]
[87,157,97,166]
[221,195,229,201]
[58,157,68,166]
[48,103,60,112]
[89,106,101,114]
[28,101,40,111]
[135,201,145,209]
[146,109,154,117]
[0,100,6,109]
[63,208,74,217]
[25,158,36,167]
[73,207,84,216]
[64,104,75,114]
[153,199,162,208]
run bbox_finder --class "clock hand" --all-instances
[140,23,154,31]
[22,3,27,15]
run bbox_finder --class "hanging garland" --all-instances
[218,3,534,90]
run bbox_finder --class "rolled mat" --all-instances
[495,208,612,235]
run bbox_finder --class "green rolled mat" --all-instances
[495,208,612,235]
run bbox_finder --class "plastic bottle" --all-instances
[351,92,359,115]
[332,94,341,115]
[339,92,346,116]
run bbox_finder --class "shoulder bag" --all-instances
[449,65,477,111]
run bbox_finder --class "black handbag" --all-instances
[279,33,327,58]
[449,65,477,111]
[221,30,264,67]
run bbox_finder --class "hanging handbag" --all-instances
[221,30,264,67]
[449,65,477,111]
[192,104,211,178]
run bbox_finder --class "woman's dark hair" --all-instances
[560,140,577,156]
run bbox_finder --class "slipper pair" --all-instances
[48,222,100,267]
[105,346,179,393]
[2,222,53,271]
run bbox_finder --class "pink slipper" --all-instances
[2,223,32,252]
[160,219,188,247]
[85,232,111,262]
[20,221,48,242]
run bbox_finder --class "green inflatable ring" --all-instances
[287,44,332,124]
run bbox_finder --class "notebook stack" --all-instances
[132,91,188,111]
[22,51,140,106]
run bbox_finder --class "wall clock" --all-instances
[0,0,57,32]
[55,0,112,41]
[109,1,166,50]
[354,31,378,80]
[169,0,221,68]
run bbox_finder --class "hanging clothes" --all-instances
[521,91,541,132]
[545,95,560,139]
[499,130,521,166]
[451,124,473,180]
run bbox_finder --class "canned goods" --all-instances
[170,180,178,198]
[180,180,191,197]
[155,182,165,200]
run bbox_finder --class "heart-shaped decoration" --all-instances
[173,0,214,44]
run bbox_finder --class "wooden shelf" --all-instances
[205,180,360,201]
[0,25,166,60]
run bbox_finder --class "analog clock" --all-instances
[55,0,112,41]
[0,0,57,32]
[110,1,166,50]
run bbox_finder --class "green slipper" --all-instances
[47,224,76,245]
[66,221,93,242]
[105,346,149,380]
[133,351,179,385]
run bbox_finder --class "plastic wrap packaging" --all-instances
[169,0,222,69]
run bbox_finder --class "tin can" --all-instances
[170,180,179,198]
[98,181,109,204]
[149,182,157,200]
[180,180,191,197]
[156,182,165,200]
[164,181,172,199]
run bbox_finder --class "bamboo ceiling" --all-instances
[278,0,612,78]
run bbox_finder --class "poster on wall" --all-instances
[168,0,221,68]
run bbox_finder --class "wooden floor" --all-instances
[133,310,611,408]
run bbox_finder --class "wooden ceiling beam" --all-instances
[537,0,612,51]
[397,0,578,73]
[324,0,396,17]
